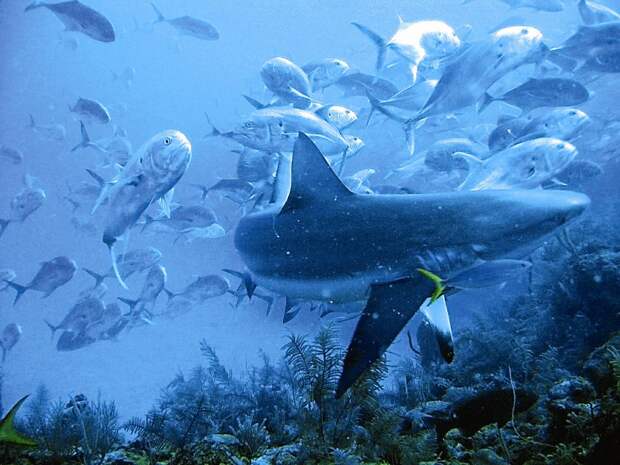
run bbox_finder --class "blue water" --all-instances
[0,0,618,423]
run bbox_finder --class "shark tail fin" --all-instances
[0,395,37,447]
[71,121,91,152]
[0,219,10,238]
[44,320,59,341]
[5,281,28,306]
[478,93,496,113]
[336,276,436,398]
[24,2,44,12]
[83,268,107,287]
[203,112,221,138]
[118,297,139,311]
[150,2,165,23]
[243,95,267,110]
[351,22,387,71]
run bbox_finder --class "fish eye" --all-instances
[521,28,528,35]
[164,137,171,145]
[557,143,565,149]
[569,110,576,116]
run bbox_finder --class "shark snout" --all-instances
[556,191,590,225]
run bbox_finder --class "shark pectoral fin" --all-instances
[281,133,353,213]
[0,395,37,447]
[420,295,454,363]
[336,276,436,398]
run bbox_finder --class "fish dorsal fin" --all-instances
[281,133,352,213]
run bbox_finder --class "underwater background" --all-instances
[1,0,620,464]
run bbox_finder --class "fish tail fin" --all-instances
[107,240,128,290]
[5,281,28,306]
[203,112,221,138]
[242,95,267,110]
[71,121,91,152]
[403,120,416,156]
[118,297,139,311]
[365,89,406,126]
[83,268,106,287]
[163,288,176,300]
[85,169,105,188]
[190,183,209,201]
[27,114,36,128]
[0,395,37,447]
[0,219,10,238]
[351,22,387,71]
[24,2,43,12]
[222,269,256,299]
[141,214,155,232]
[44,320,59,341]
[150,2,165,23]
[478,92,495,113]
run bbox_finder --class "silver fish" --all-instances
[0,323,22,362]
[0,185,46,238]
[84,247,162,287]
[0,145,24,164]
[69,98,111,124]
[5,256,78,305]
[95,130,191,288]
[151,3,219,41]
[261,57,313,109]
[27,114,66,141]
[25,1,115,42]
[45,295,106,339]
[302,58,350,91]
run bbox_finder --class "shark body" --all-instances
[234,133,589,397]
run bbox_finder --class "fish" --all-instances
[0,323,22,362]
[465,0,563,12]
[422,138,488,173]
[236,150,277,183]
[313,105,358,130]
[150,3,219,41]
[25,1,115,42]
[27,114,66,141]
[45,295,106,339]
[456,138,578,191]
[83,302,125,340]
[163,275,229,317]
[72,122,133,166]
[0,269,17,292]
[55,330,95,351]
[580,44,620,73]
[233,133,589,397]
[480,78,590,113]
[5,256,78,305]
[94,130,191,288]
[204,113,297,154]
[302,58,350,91]
[548,22,620,70]
[0,396,37,446]
[260,57,313,109]
[352,20,461,82]
[555,159,603,187]
[83,247,162,287]
[0,182,46,238]
[118,265,167,326]
[249,107,350,156]
[69,98,111,124]
[343,169,376,194]
[578,0,620,25]
[489,109,589,152]
[0,145,24,164]
[192,179,256,205]
[334,72,399,100]
[370,79,437,114]
[142,205,225,241]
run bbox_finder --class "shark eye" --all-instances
[164,137,171,145]
[527,166,536,178]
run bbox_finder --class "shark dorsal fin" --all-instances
[281,133,352,213]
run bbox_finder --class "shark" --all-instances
[234,133,590,398]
